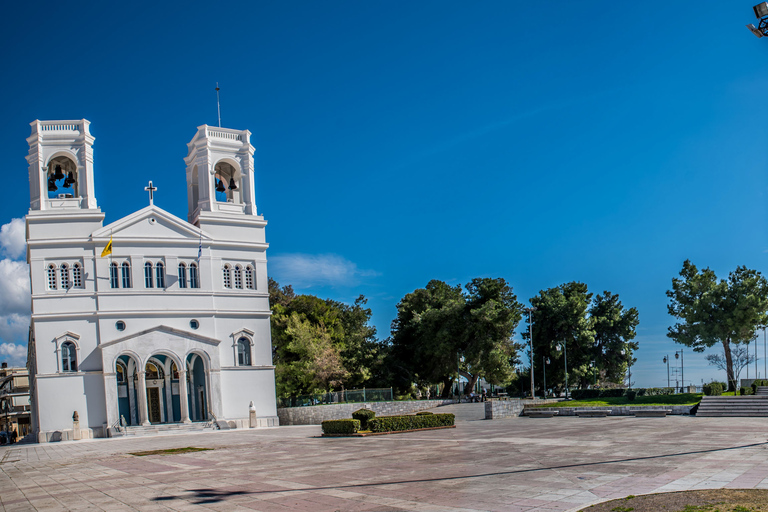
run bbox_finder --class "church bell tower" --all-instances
[184,125,258,225]
[26,120,99,212]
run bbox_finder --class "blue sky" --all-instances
[2,1,768,388]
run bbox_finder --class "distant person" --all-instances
[481,389,487,402]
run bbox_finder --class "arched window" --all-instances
[60,263,71,289]
[189,263,199,288]
[121,262,132,288]
[237,338,251,366]
[245,266,254,290]
[110,262,119,288]
[47,264,57,290]
[234,265,243,289]
[156,262,165,288]
[223,265,232,288]
[72,263,83,288]
[145,362,163,380]
[61,341,77,372]
[178,263,187,289]
[213,161,241,204]
[144,262,154,288]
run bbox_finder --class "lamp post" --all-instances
[457,354,465,401]
[747,2,768,37]
[663,355,670,389]
[675,349,684,393]
[556,341,569,400]
[543,357,550,398]
[591,360,596,387]
[525,307,536,399]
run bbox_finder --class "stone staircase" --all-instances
[696,394,768,417]
[117,422,217,438]
[756,386,768,396]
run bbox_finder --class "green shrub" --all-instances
[751,379,768,394]
[626,390,637,401]
[368,413,455,433]
[352,408,376,430]
[703,382,724,396]
[415,411,433,415]
[740,386,754,396]
[321,419,360,435]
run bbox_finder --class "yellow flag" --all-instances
[100,236,113,257]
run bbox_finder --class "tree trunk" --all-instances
[440,376,454,398]
[723,337,736,391]
[462,372,479,395]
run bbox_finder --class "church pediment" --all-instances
[92,206,212,242]
[100,325,220,350]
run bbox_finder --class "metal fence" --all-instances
[277,387,393,408]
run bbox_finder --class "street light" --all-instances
[591,360,596,387]
[525,307,536,400]
[662,355,670,389]
[747,3,768,37]
[543,356,550,398]
[556,341,569,400]
[675,349,684,393]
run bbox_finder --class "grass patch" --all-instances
[536,393,703,408]
[130,447,212,457]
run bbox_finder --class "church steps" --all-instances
[120,422,216,437]
[696,395,768,417]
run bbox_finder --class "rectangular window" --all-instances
[121,263,132,288]
[110,264,119,288]
[178,264,187,289]
[156,263,165,288]
[144,263,153,288]
[189,264,199,289]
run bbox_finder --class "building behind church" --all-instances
[25,120,278,442]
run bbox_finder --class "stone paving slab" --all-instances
[1,416,768,511]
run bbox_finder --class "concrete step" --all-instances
[696,395,768,417]
[122,422,215,437]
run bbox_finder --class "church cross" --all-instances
[145,181,157,206]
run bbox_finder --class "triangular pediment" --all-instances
[100,325,220,350]
[91,205,211,241]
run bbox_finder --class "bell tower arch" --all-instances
[26,120,98,212]
[184,125,257,225]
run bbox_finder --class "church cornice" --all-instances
[100,324,221,349]
[31,309,272,320]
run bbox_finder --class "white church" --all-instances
[25,119,278,442]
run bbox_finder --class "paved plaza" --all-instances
[2,412,768,512]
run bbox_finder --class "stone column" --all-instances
[164,371,173,423]
[127,372,137,425]
[178,370,191,423]
[136,371,150,426]
[249,401,257,428]
[103,372,119,430]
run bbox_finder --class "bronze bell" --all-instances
[48,178,58,192]
[228,177,237,191]
[53,165,65,180]
[215,179,226,193]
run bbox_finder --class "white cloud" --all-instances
[0,218,25,260]
[0,260,30,315]
[0,342,27,367]
[270,253,379,288]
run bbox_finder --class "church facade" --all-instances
[25,120,278,442]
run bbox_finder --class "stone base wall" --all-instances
[523,405,695,416]
[38,427,97,443]
[485,398,560,419]
[277,400,454,425]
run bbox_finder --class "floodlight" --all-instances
[748,23,765,38]
[755,2,768,19]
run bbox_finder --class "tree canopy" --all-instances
[666,260,768,390]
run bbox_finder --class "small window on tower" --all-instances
[72,263,83,288]
[47,264,57,290]
[60,263,71,289]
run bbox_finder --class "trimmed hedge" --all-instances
[416,411,434,416]
[321,419,360,435]
[368,413,455,433]
[626,390,637,401]
[703,382,724,396]
[352,408,376,430]
[569,388,675,400]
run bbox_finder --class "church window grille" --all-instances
[189,263,199,288]
[61,342,77,372]
[121,262,132,288]
[178,263,187,289]
[60,263,71,289]
[110,263,119,288]
[47,264,57,290]
[245,266,254,289]
[156,262,165,288]
[237,338,251,366]
[223,265,232,288]
[144,262,154,288]
[72,263,82,288]
[234,265,243,289]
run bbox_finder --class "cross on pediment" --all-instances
[145,181,157,206]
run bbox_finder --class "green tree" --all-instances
[389,278,523,397]
[525,283,637,391]
[667,261,768,390]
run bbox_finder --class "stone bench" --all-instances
[632,409,671,418]
[576,410,611,418]
[525,409,559,418]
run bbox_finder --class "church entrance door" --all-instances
[147,387,162,424]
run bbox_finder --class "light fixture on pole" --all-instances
[591,360,596,387]
[525,307,536,399]
[675,349,684,393]
[556,341,569,400]
[543,357,550,398]
[621,349,632,389]
[747,3,768,37]
[663,355,670,389]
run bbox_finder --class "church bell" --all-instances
[228,178,237,191]
[64,172,75,188]
[47,178,57,192]
[53,165,65,180]
[215,179,226,193]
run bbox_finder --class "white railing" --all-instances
[39,121,82,132]
[207,129,242,141]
